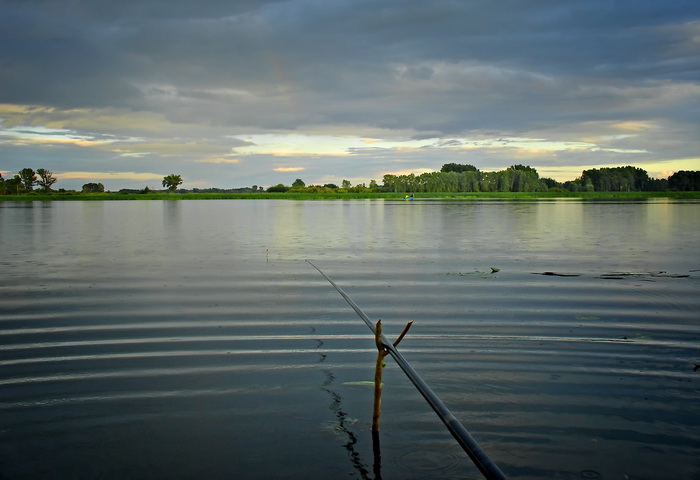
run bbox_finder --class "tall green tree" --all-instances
[19,168,37,192]
[440,163,478,173]
[668,170,700,191]
[380,164,551,193]
[291,178,306,189]
[36,169,58,192]
[162,174,183,192]
[580,166,651,192]
[6,175,23,194]
[382,174,397,192]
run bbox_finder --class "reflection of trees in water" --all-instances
[323,371,374,480]
[314,331,380,480]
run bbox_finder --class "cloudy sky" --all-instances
[1,0,699,190]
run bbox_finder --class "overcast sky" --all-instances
[1,0,699,190]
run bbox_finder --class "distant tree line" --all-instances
[667,170,700,191]
[379,164,700,193]
[382,164,550,193]
[569,166,661,192]
[187,186,265,193]
[0,171,184,195]
[272,166,699,193]
[2,165,699,195]
[0,167,108,195]
[563,167,698,192]
[0,168,58,195]
[265,178,380,193]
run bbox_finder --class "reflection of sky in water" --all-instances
[1,199,698,480]
[21,198,688,273]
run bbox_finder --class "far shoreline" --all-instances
[1,191,699,201]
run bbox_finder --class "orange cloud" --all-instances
[610,121,653,132]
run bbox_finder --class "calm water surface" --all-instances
[1,199,699,479]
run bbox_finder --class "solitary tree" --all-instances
[36,168,58,192]
[162,174,183,192]
[82,183,105,193]
[19,168,37,192]
[291,178,306,189]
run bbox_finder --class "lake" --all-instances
[1,199,699,479]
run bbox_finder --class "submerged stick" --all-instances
[372,320,385,432]
[307,260,508,480]
[372,319,413,432]
[393,320,414,347]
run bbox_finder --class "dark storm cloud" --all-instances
[1,0,699,188]
[5,0,698,111]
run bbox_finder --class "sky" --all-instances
[1,0,699,191]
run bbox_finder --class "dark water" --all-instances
[1,199,699,480]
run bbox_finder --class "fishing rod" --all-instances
[307,261,508,480]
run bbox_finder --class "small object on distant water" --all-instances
[449,270,498,278]
[536,272,581,277]
[694,364,699,372]
[490,267,500,273]
[598,271,689,279]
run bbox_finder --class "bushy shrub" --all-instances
[266,184,289,193]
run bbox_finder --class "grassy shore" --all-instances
[1,190,699,201]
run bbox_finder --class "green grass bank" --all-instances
[2,191,699,201]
